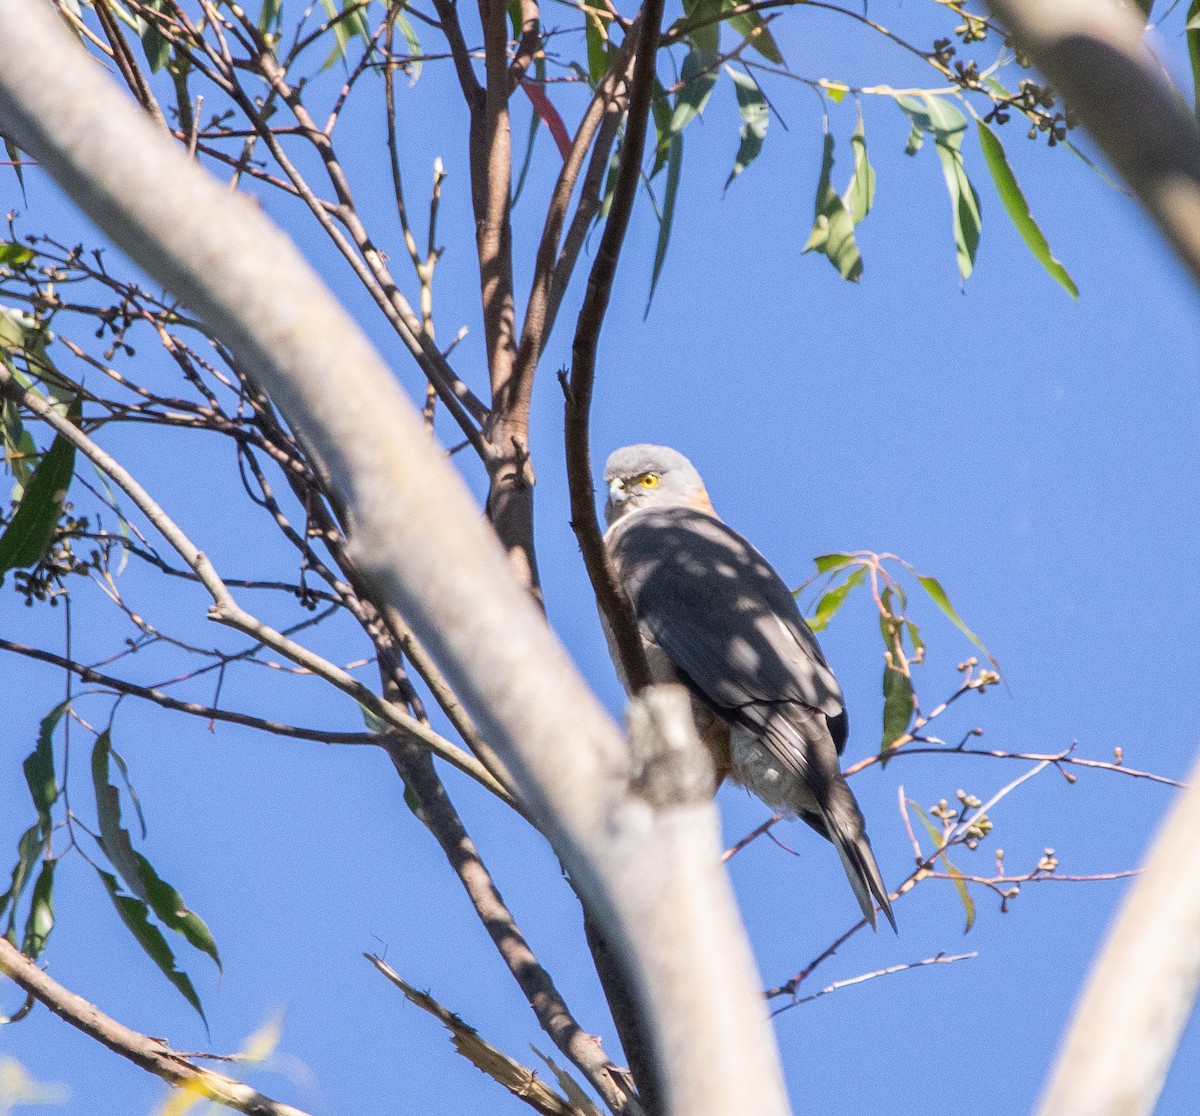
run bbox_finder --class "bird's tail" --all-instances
[820,789,896,933]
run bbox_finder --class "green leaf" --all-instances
[319,0,372,69]
[92,729,149,903]
[679,0,720,53]
[813,552,854,574]
[650,81,673,180]
[880,664,913,753]
[914,572,998,666]
[975,119,1077,297]
[94,867,207,1023]
[23,702,68,841]
[0,399,78,579]
[136,853,221,972]
[895,94,982,280]
[259,0,284,33]
[21,860,54,960]
[809,565,866,632]
[670,48,719,133]
[646,131,683,316]
[392,6,422,86]
[4,139,25,201]
[0,825,42,929]
[724,67,768,190]
[845,112,875,225]
[725,4,784,65]
[0,243,33,267]
[1188,2,1200,124]
[584,5,610,84]
[942,855,976,932]
[138,0,170,73]
[803,132,863,282]
[908,800,975,931]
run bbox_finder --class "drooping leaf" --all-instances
[942,855,976,932]
[94,867,206,1022]
[92,729,149,903]
[583,3,611,84]
[679,0,720,53]
[650,81,673,180]
[391,6,422,86]
[2,400,36,492]
[670,48,719,134]
[519,80,571,161]
[725,3,784,65]
[913,570,998,666]
[975,119,1078,297]
[909,801,975,932]
[21,861,54,960]
[880,663,914,753]
[259,0,284,33]
[23,702,68,841]
[138,0,171,73]
[318,0,372,69]
[0,825,42,928]
[803,132,863,282]
[1187,2,1200,123]
[813,552,855,574]
[845,112,875,225]
[809,565,866,632]
[724,67,768,190]
[4,139,25,201]
[0,400,79,580]
[136,853,221,972]
[0,243,33,267]
[645,131,683,316]
[895,94,982,280]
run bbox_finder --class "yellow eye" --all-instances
[638,473,660,489]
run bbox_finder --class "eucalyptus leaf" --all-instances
[895,94,981,280]
[975,119,1077,297]
[880,664,913,753]
[21,861,54,960]
[670,48,719,134]
[23,702,68,841]
[724,67,768,190]
[95,867,207,1023]
[803,132,863,282]
[646,132,684,316]
[0,398,79,580]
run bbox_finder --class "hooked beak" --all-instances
[604,477,628,526]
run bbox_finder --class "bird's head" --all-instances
[603,444,716,526]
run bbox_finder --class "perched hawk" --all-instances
[603,444,894,930]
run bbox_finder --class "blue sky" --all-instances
[3,3,1200,1114]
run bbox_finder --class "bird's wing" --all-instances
[606,506,845,721]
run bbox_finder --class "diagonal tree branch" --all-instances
[0,937,312,1116]
[0,9,791,1111]
[564,0,665,695]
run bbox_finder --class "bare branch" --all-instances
[564,1,665,695]
[366,954,592,1116]
[0,937,312,1116]
[0,638,381,744]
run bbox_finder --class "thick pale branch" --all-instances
[0,937,311,1116]
[1036,748,1200,1116]
[0,10,790,1111]
[985,0,1200,286]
